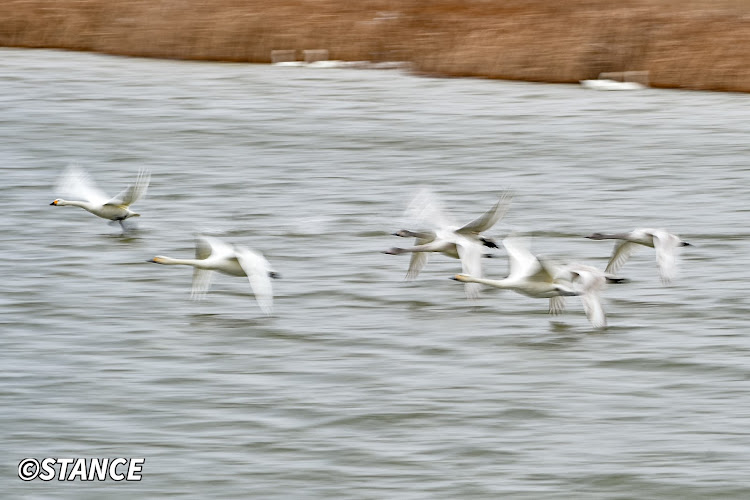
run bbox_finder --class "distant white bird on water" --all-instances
[585,228,691,284]
[385,189,512,299]
[50,165,150,231]
[579,79,646,91]
[452,236,609,328]
[149,235,279,315]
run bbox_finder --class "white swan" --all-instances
[50,165,150,230]
[385,189,512,298]
[452,237,608,328]
[149,235,278,315]
[585,228,691,284]
[547,263,610,329]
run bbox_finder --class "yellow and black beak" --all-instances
[50,200,58,206]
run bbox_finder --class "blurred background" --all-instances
[2,0,750,91]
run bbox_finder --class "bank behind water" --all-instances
[1,0,750,92]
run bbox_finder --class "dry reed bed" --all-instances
[2,0,750,91]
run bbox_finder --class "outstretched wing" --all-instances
[580,292,607,329]
[652,231,680,284]
[404,188,455,230]
[503,236,546,281]
[106,169,151,207]
[456,190,513,235]
[404,234,434,280]
[56,165,109,205]
[457,240,483,299]
[549,296,567,316]
[567,266,607,329]
[235,247,274,315]
[190,268,214,300]
[605,241,639,275]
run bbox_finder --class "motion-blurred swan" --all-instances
[452,237,608,328]
[50,165,150,231]
[586,228,691,284]
[385,189,512,298]
[149,235,279,315]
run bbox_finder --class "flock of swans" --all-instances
[385,189,691,329]
[50,167,692,328]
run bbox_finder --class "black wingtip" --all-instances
[605,277,630,284]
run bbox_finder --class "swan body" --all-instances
[586,228,691,284]
[50,166,150,229]
[385,190,512,298]
[149,235,278,315]
[453,237,608,328]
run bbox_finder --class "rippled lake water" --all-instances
[2,48,750,498]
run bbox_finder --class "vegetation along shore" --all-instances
[2,0,750,92]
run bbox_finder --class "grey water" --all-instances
[2,48,750,498]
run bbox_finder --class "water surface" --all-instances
[2,48,750,499]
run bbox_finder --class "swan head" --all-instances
[148,256,168,264]
[383,247,406,255]
[585,232,606,240]
[451,274,473,283]
[392,229,413,238]
[50,199,62,206]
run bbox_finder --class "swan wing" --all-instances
[236,247,274,315]
[190,268,214,300]
[404,235,433,280]
[503,236,545,281]
[195,235,235,261]
[405,188,455,230]
[605,241,639,275]
[56,165,109,205]
[652,231,679,284]
[106,169,150,207]
[581,292,607,329]
[456,190,513,235]
[549,296,567,316]
[457,241,483,299]
[564,266,607,328]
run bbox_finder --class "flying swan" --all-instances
[585,228,691,284]
[50,165,150,231]
[149,235,279,315]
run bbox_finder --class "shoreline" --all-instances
[2,0,750,93]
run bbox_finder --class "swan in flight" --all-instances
[452,237,608,328]
[585,228,691,284]
[385,189,512,298]
[50,165,150,231]
[148,235,278,315]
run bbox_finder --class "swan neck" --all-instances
[157,257,202,267]
[59,199,91,209]
[461,276,508,288]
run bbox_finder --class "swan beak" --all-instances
[681,242,693,247]
[50,200,58,205]
[450,274,463,281]
[148,257,160,263]
[269,271,281,279]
